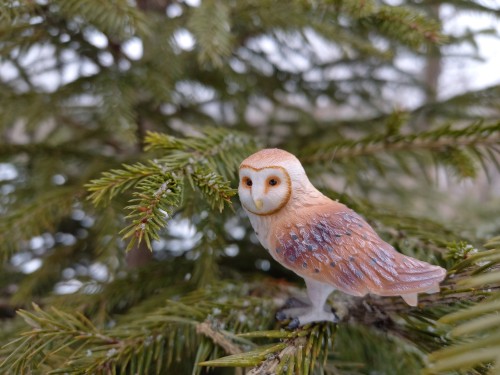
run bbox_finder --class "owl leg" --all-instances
[283,296,311,309]
[286,278,338,329]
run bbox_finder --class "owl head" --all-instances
[238,149,312,215]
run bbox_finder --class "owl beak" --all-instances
[254,199,264,210]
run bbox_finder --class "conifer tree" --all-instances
[1,0,500,374]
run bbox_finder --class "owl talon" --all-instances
[331,311,340,323]
[275,311,287,321]
[287,317,300,330]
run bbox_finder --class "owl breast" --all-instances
[247,213,275,252]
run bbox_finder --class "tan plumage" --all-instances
[238,148,446,326]
[270,200,445,303]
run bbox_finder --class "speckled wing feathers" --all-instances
[270,201,446,298]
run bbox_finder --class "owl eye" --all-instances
[245,178,252,187]
[268,177,280,186]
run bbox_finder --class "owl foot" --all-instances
[276,296,312,321]
[287,317,301,330]
[278,306,339,328]
[276,306,311,321]
[287,309,339,329]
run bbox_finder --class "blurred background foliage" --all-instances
[0,0,500,374]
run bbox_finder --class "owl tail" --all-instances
[401,293,418,306]
[401,283,442,306]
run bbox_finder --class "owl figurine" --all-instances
[238,149,446,328]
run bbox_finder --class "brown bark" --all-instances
[126,240,154,268]
[424,4,442,102]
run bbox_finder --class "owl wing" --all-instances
[269,200,446,299]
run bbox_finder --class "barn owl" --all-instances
[238,149,446,328]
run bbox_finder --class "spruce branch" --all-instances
[330,0,376,19]
[200,323,335,374]
[86,162,163,206]
[121,173,183,251]
[2,1,499,374]
[425,236,500,374]
[0,143,116,160]
[144,128,257,180]
[87,128,257,250]
[54,0,151,40]
[301,121,500,179]
[188,0,233,67]
[189,165,235,213]
[303,121,500,162]
[0,285,276,374]
[191,226,224,287]
[0,187,77,258]
[369,6,445,47]
[196,321,242,355]
[196,239,498,374]
[310,1,444,49]
[2,239,499,375]
[310,237,499,371]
